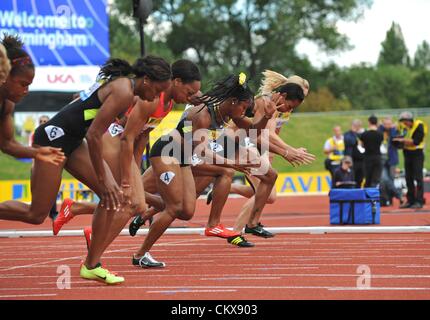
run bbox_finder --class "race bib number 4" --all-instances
[160,171,176,185]
[44,125,65,141]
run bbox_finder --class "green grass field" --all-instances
[1,114,429,179]
[273,114,430,173]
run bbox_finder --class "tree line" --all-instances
[109,0,430,111]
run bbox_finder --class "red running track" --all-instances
[0,195,429,300]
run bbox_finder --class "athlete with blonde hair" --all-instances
[228,70,314,238]
[0,43,11,83]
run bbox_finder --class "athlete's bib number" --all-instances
[244,137,255,148]
[44,125,65,141]
[108,123,124,137]
[191,154,203,166]
[160,171,175,185]
[209,141,224,153]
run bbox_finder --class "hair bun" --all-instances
[1,34,24,52]
[239,72,247,85]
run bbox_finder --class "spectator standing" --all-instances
[29,115,50,146]
[361,115,383,188]
[394,112,428,209]
[378,117,404,206]
[324,125,345,184]
[344,119,365,188]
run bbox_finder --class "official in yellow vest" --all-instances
[324,125,345,184]
[394,111,428,209]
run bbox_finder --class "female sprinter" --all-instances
[53,60,202,269]
[0,56,171,284]
[0,35,64,164]
[131,73,281,267]
[230,71,314,238]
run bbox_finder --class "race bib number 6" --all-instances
[44,125,65,141]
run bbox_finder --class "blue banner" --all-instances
[0,0,109,66]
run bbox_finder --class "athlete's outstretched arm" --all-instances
[0,102,64,164]
[86,78,134,210]
[119,98,155,203]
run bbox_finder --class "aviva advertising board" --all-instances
[0,172,331,202]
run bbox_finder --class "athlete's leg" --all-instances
[193,164,234,227]
[230,184,255,198]
[134,157,185,257]
[0,158,65,224]
[100,159,146,253]
[180,166,196,221]
[232,175,260,233]
[64,141,121,269]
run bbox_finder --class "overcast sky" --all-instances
[296,0,430,68]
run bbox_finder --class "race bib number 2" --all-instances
[44,125,65,141]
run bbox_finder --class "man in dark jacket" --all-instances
[378,117,404,206]
[394,112,428,209]
[361,115,384,188]
[344,119,365,188]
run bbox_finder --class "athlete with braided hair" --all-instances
[0,54,172,284]
[52,60,202,270]
[0,34,65,164]
[130,72,282,267]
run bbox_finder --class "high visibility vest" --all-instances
[327,137,345,161]
[401,120,427,151]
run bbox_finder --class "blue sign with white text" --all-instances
[0,0,109,66]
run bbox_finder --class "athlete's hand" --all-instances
[121,184,132,208]
[35,147,66,165]
[188,91,203,105]
[264,93,284,118]
[229,164,250,175]
[231,159,261,175]
[100,175,123,212]
[283,147,316,167]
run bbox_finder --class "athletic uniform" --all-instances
[33,78,134,157]
[149,103,228,166]
[107,92,173,138]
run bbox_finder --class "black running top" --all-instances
[42,78,134,140]
[176,103,225,140]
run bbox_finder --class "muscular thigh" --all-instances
[151,157,184,208]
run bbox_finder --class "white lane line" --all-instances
[328,287,430,291]
[245,267,320,270]
[3,262,425,270]
[199,274,430,279]
[0,238,206,272]
[200,277,282,280]
[1,285,430,293]
[0,293,57,298]
[147,289,237,293]
[10,273,428,285]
